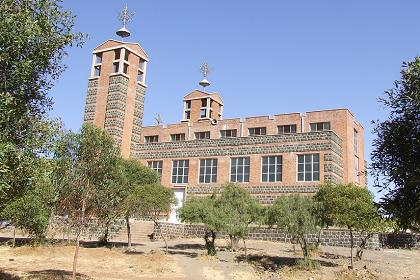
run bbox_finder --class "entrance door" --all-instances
[168,188,185,223]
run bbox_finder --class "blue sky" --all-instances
[50,1,420,199]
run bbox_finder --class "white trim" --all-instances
[109,72,130,79]
[296,153,320,182]
[197,158,218,184]
[92,41,149,62]
[261,155,283,183]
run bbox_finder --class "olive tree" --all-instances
[53,124,119,280]
[267,195,319,265]
[218,183,261,259]
[314,184,378,269]
[179,194,225,256]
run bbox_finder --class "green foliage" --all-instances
[0,0,83,239]
[267,195,319,261]
[179,194,225,255]
[371,57,420,231]
[314,184,378,267]
[218,183,261,250]
[53,123,120,224]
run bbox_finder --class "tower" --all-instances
[83,5,148,158]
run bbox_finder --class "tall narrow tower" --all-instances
[83,5,148,158]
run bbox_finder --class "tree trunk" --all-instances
[204,230,217,256]
[102,219,110,245]
[300,237,310,261]
[230,235,239,251]
[12,227,16,248]
[126,214,131,249]
[72,198,86,280]
[242,238,247,261]
[316,228,323,249]
[349,228,354,269]
[356,232,370,260]
[156,221,168,253]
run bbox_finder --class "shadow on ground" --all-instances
[237,254,338,272]
[0,269,90,280]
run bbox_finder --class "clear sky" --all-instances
[50,0,420,199]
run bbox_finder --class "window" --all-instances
[94,65,101,77]
[148,161,163,177]
[310,122,331,132]
[172,160,189,184]
[139,59,145,70]
[113,62,119,73]
[137,71,143,82]
[262,156,282,182]
[123,63,129,74]
[354,129,358,153]
[199,159,217,183]
[144,135,159,143]
[249,127,266,136]
[124,50,130,61]
[297,154,320,182]
[278,124,297,134]
[200,108,207,118]
[201,98,208,107]
[114,49,121,60]
[184,101,191,120]
[355,155,359,183]
[171,133,185,142]
[220,129,237,138]
[95,53,102,64]
[230,157,250,182]
[195,131,210,140]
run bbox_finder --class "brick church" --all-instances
[83,13,366,222]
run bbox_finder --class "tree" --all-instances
[267,195,319,265]
[218,183,261,259]
[136,183,175,252]
[314,184,378,269]
[179,194,225,256]
[53,124,119,280]
[0,0,83,236]
[371,57,420,231]
[118,159,160,249]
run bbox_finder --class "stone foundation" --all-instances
[153,222,381,249]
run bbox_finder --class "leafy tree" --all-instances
[314,184,378,269]
[118,159,160,249]
[0,0,83,236]
[136,183,175,252]
[179,194,225,256]
[267,195,319,264]
[218,183,261,259]
[371,57,420,231]
[53,124,119,280]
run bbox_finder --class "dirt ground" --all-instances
[0,238,419,280]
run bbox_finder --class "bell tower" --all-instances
[83,5,148,158]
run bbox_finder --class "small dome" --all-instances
[116,27,131,38]
[199,79,211,88]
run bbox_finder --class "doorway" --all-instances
[168,188,185,223]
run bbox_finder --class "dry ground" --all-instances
[0,237,419,280]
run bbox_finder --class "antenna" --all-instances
[154,114,163,125]
[116,4,135,40]
[199,62,212,91]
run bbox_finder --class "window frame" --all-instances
[220,129,237,138]
[171,160,189,184]
[278,124,297,134]
[195,131,210,140]
[144,135,159,143]
[249,127,267,136]
[198,158,218,183]
[230,157,250,183]
[148,160,163,178]
[296,154,320,182]
[170,133,186,142]
[310,122,331,132]
[261,156,283,182]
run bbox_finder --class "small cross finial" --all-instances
[118,4,135,27]
[199,62,211,78]
[155,114,163,125]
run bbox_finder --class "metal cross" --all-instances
[118,4,135,27]
[199,62,211,78]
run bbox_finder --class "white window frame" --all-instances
[230,157,250,182]
[198,158,218,183]
[261,156,282,182]
[354,129,358,153]
[148,160,163,177]
[220,129,237,138]
[310,122,331,132]
[144,135,159,143]
[296,154,320,182]
[249,127,267,136]
[354,155,359,183]
[278,124,297,134]
[195,131,210,140]
[171,133,186,142]
[171,160,189,184]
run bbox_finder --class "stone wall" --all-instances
[154,222,381,249]
[379,233,420,249]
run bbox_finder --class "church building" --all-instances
[83,8,366,222]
